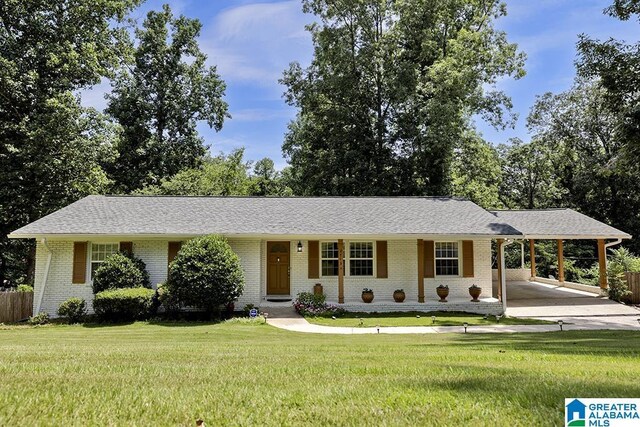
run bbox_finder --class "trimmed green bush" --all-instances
[166,235,244,313]
[16,284,33,293]
[57,298,87,323]
[93,288,155,322]
[28,312,50,325]
[92,253,150,294]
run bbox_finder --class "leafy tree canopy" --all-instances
[106,3,229,193]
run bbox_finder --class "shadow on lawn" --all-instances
[437,330,640,358]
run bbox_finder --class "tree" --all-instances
[577,1,640,162]
[281,0,524,196]
[451,130,503,209]
[106,4,229,193]
[0,0,140,286]
[497,138,565,209]
[139,148,292,196]
[525,79,640,252]
[166,235,245,314]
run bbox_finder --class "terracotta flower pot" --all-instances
[469,286,482,302]
[393,291,405,303]
[362,292,374,303]
[313,283,323,295]
[436,287,449,302]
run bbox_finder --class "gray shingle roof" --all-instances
[490,209,631,239]
[9,195,521,237]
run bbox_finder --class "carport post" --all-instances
[597,239,607,290]
[557,240,565,283]
[529,239,536,280]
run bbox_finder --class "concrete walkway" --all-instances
[265,307,640,335]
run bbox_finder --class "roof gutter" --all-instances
[35,238,53,315]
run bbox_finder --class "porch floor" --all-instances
[261,296,503,315]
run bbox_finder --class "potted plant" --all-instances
[393,289,405,303]
[362,288,374,303]
[469,284,482,302]
[313,283,323,295]
[436,284,449,302]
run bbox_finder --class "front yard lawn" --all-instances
[305,311,555,327]
[1,321,638,426]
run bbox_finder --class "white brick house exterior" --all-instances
[12,195,630,317]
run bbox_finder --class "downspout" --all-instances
[35,238,53,315]
[603,238,623,292]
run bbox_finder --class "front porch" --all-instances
[328,296,503,315]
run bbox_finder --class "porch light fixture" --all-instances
[463,322,468,333]
[558,320,563,331]
[297,241,303,253]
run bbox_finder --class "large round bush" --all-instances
[92,253,150,294]
[166,235,245,312]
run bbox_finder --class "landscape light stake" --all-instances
[377,325,380,334]
[431,316,436,324]
[637,318,640,327]
[558,320,563,331]
[359,318,364,326]
[263,312,269,324]
[496,315,502,323]
[463,322,468,334]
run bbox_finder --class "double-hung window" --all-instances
[349,242,373,276]
[435,242,459,276]
[90,243,119,278]
[321,242,340,276]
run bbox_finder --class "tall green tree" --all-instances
[451,130,503,209]
[0,0,139,285]
[497,138,566,209]
[281,0,524,196]
[577,1,640,162]
[106,4,229,193]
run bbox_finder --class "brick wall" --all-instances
[33,238,493,315]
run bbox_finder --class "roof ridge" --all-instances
[100,195,471,200]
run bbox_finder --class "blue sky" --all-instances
[81,0,639,169]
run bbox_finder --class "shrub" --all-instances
[17,284,33,293]
[166,235,245,313]
[92,253,150,294]
[28,312,50,325]
[93,288,155,321]
[57,298,87,323]
[293,292,343,316]
[607,262,632,303]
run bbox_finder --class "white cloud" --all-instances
[200,1,313,88]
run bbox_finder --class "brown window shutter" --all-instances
[308,240,319,279]
[462,240,474,277]
[168,241,183,266]
[424,240,435,278]
[72,242,87,284]
[119,241,133,256]
[376,241,388,278]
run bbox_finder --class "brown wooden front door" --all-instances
[267,241,290,295]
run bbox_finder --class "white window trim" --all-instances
[88,242,120,281]
[348,241,375,277]
[319,240,377,278]
[434,240,461,278]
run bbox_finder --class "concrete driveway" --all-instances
[506,281,640,328]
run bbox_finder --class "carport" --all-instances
[490,208,633,314]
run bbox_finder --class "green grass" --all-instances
[306,311,555,327]
[1,322,638,426]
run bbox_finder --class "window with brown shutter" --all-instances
[119,241,133,256]
[168,241,182,266]
[308,240,319,279]
[376,241,388,278]
[424,240,435,278]
[462,240,474,277]
[72,242,87,284]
